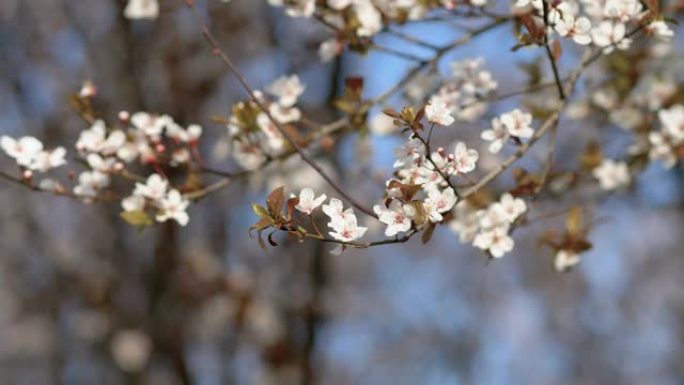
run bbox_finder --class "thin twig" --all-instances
[188,5,378,219]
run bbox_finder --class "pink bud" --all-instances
[118,110,130,122]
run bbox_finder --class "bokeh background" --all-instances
[0,0,683,384]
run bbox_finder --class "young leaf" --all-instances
[422,223,436,244]
[120,210,154,227]
[266,186,285,219]
[252,204,272,221]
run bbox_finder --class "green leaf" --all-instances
[252,204,272,221]
[120,210,154,227]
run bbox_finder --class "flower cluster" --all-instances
[322,198,368,242]
[289,187,368,242]
[121,174,191,226]
[377,105,481,237]
[516,0,673,52]
[1,136,66,176]
[268,0,489,61]
[426,58,498,123]
[481,109,535,153]
[73,113,202,198]
[449,193,527,258]
[649,105,684,168]
[592,159,630,191]
[226,75,305,170]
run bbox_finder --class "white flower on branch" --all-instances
[648,133,677,169]
[1,136,67,173]
[647,21,674,41]
[134,174,168,202]
[323,198,367,242]
[1,136,44,168]
[121,194,145,213]
[374,200,412,237]
[591,21,631,53]
[500,109,534,139]
[592,159,630,191]
[487,193,527,226]
[425,96,455,126]
[166,123,202,144]
[658,104,684,143]
[74,170,110,198]
[295,188,327,215]
[555,15,592,45]
[257,113,286,152]
[452,142,479,174]
[130,112,172,140]
[76,120,126,156]
[86,153,119,173]
[473,225,514,258]
[424,187,457,223]
[354,0,383,37]
[481,117,509,154]
[393,138,424,169]
[267,75,305,108]
[603,0,643,23]
[156,190,190,226]
[328,214,367,242]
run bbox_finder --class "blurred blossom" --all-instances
[110,330,152,373]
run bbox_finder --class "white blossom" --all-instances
[123,0,159,20]
[592,159,630,190]
[452,142,479,174]
[156,190,190,226]
[473,225,514,258]
[354,1,383,37]
[267,75,305,108]
[76,120,126,155]
[130,112,172,139]
[481,117,509,153]
[295,188,327,215]
[424,187,457,223]
[555,16,592,45]
[425,96,455,126]
[374,200,412,237]
[658,105,684,143]
[134,174,168,202]
[554,250,580,272]
[647,20,674,40]
[648,132,677,168]
[74,170,110,198]
[500,109,534,139]
[110,330,151,373]
[121,194,145,212]
[1,136,44,168]
[591,21,631,53]
[323,198,367,242]
[319,39,342,62]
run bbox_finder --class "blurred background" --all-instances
[0,0,683,384]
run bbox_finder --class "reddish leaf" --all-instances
[267,186,285,219]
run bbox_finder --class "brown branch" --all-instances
[371,16,511,106]
[188,6,378,219]
[0,170,117,203]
